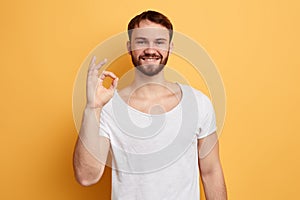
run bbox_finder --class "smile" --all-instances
[140,56,161,61]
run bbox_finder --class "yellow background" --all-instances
[0,0,299,199]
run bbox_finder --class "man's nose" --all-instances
[144,48,157,55]
[144,42,156,54]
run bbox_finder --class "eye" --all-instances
[136,40,147,45]
[155,40,166,45]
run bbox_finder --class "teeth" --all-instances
[142,57,160,61]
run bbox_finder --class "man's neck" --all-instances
[130,68,172,98]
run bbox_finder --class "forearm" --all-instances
[201,167,227,200]
[73,107,109,186]
[78,107,102,151]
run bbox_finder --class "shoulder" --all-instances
[179,83,210,102]
[179,83,214,114]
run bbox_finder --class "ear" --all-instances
[126,41,131,55]
[169,42,174,54]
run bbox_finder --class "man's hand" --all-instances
[73,56,118,186]
[86,56,118,109]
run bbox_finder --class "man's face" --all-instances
[128,20,172,76]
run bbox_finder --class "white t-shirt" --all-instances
[99,83,217,200]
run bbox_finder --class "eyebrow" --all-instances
[134,37,147,40]
[134,37,168,41]
[155,38,167,41]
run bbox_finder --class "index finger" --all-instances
[99,71,117,81]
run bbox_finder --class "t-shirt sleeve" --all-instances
[196,95,217,139]
[99,108,111,139]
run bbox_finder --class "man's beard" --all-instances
[130,52,169,76]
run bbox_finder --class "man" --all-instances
[73,10,227,200]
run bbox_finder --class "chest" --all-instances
[128,93,181,115]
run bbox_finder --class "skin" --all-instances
[73,19,227,199]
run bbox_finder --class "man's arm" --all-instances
[198,132,227,200]
[73,56,118,186]
[73,107,110,186]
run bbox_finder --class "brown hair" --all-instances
[127,10,173,42]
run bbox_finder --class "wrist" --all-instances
[85,103,104,110]
[85,106,102,114]
[84,106,102,123]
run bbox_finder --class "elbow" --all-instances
[74,169,103,187]
[73,158,104,186]
[76,177,99,187]
[75,173,101,187]
[200,164,223,178]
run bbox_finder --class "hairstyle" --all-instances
[127,10,173,42]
